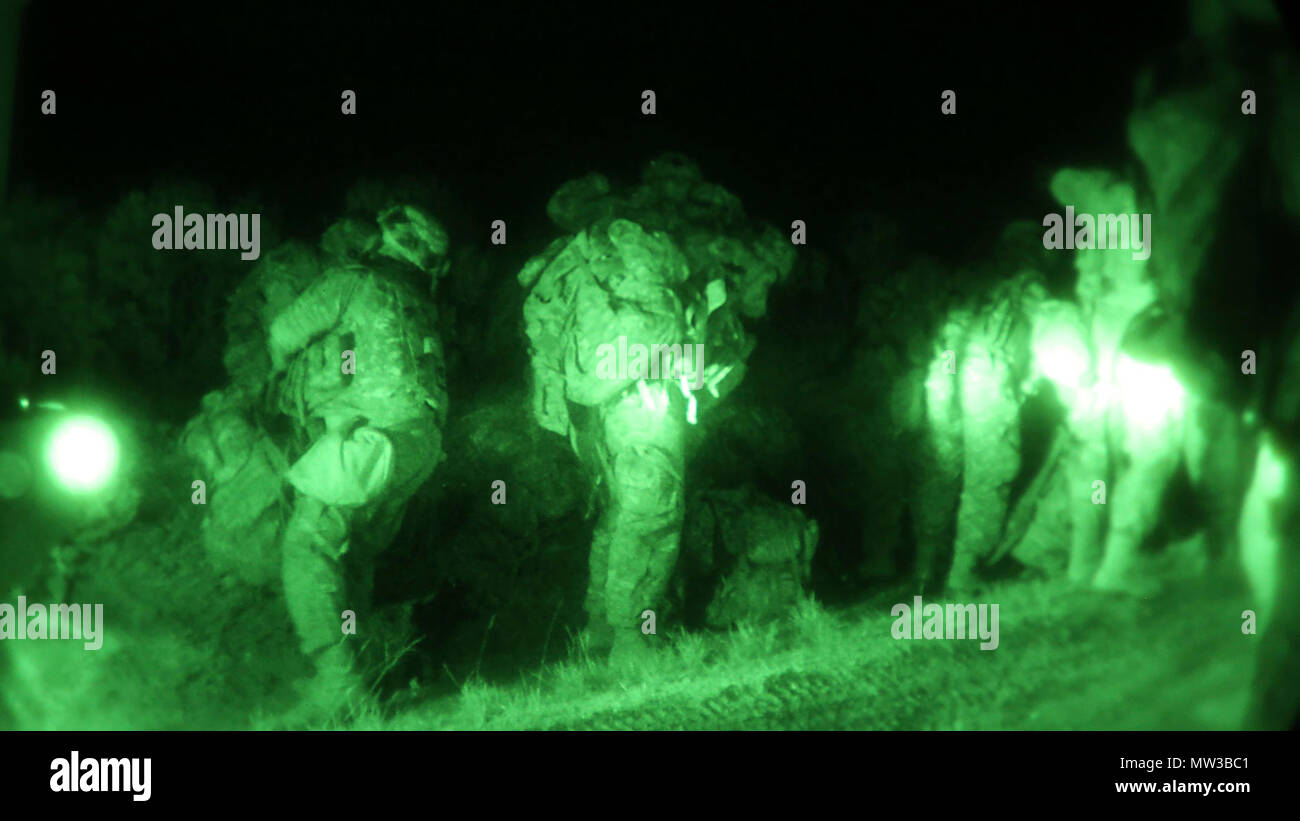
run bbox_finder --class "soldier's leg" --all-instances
[1065,432,1110,583]
[1239,435,1300,728]
[952,351,1020,587]
[1093,423,1182,592]
[599,383,687,657]
[916,361,963,592]
[1247,515,1300,729]
[583,512,615,652]
[348,417,441,608]
[915,436,961,592]
[282,494,353,653]
[1239,435,1287,631]
[1187,401,1249,564]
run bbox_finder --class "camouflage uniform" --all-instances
[918,272,1043,590]
[268,205,448,690]
[1040,168,1173,594]
[519,155,793,656]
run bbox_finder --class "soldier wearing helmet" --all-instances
[267,202,449,716]
[915,228,1050,592]
[519,154,795,663]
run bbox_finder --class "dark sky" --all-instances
[11,1,1227,252]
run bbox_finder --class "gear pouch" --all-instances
[287,425,394,506]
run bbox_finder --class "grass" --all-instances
[352,574,1257,731]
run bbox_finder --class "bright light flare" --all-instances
[46,416,120,492]
[1114,353,1186,434]
[1036,336,1091,391]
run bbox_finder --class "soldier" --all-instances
[1089,0,1298,594]
[268,204,449,713]
[916,254,1047,591]
[1036,168,1169,595]
[981,169,1215,595]
[519,154,794,662]
[921,164,1178,594]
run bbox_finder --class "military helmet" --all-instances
[376,204,450,276]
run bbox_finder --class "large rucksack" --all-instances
[520,218,702,435]
[678,485,819,628]
[522,158,797,437]
[180,390,289,586]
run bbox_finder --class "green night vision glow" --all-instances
[46,415,120,492]
[1036,336,1091,391]
[1114,353,1186,432]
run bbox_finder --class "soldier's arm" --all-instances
[267,271,354,371]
